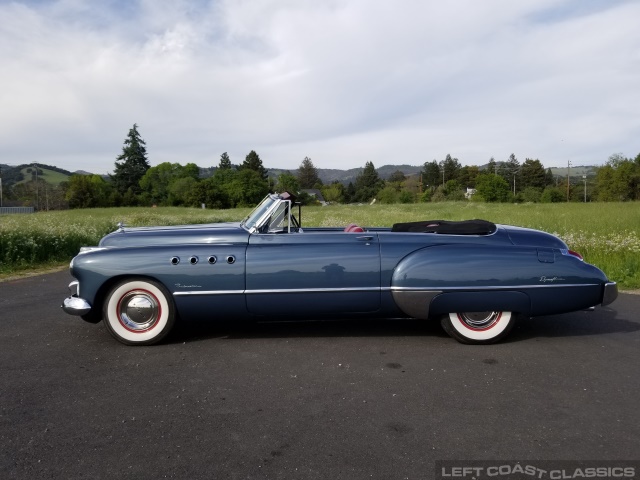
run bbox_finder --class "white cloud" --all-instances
[0,0,638,174]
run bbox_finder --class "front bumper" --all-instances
[61,280,92,316]
[62,295,92,316]
[602,281,618,306]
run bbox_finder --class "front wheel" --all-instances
[103,278,176,345]
[441,311,514,344]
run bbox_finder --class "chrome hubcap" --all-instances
[458,311,501,329]
[117,290,160,331]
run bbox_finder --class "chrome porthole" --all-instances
[226,255,236,264]
[170,256,180,265]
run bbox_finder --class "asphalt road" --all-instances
[1,270,639,480]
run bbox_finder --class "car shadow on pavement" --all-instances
[504,306,640,343]
[166,304,639,345]
[169,317,450,344]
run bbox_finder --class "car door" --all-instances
[245,231,381,316]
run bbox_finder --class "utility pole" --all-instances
[0,166,3,208]
[566,159,571,202]
[512,165,520,196]
[34,162,39,210]
[583,175,587,203]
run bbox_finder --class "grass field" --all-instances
[1,202,639,288]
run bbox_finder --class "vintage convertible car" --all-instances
[62,192,617,345]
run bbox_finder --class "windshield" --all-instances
[241,194,279,231]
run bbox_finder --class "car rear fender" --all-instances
[389,244,607,318]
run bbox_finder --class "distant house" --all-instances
[465,188,476,199]
[301,189,327,204]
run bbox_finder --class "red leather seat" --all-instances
[344,224,365,233]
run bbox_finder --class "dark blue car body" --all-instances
[62,193,617,345]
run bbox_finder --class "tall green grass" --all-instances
[0,207,250,274]
[1,203,639,288]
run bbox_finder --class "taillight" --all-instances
[562,249,584,261]
[568,250,583,260]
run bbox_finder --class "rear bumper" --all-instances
[602,282,618,306]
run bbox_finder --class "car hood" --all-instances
[98,222,250,247]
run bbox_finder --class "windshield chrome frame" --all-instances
[241,194,282,234]
[265,199,293,234]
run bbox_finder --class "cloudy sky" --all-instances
[1,0,638,174]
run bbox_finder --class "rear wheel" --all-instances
[103,278,176,345]
[441,311,514,344]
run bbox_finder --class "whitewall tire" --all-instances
[103,278,176,345]
[441,311,514,344]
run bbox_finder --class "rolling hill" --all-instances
[0,164,73,187]
[0,162,599,189]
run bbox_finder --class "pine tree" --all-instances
[502,153,520,193]
[354,161,383,202]
[297,157,319,188]
[219,152,232,170]
[240,150,268,180]
[440,154,462,184]
[545,168,555,186]
[519,159,546,190]
[111,124,150,195]
[344,182,356,203]
[421,160,441,189]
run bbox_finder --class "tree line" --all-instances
[2,124,639,210]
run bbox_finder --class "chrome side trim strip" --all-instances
[173,290,245,296]
[390,284,600,291]
[173,287,382,296]
[173,283,602,297]
[248,287,381,294]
